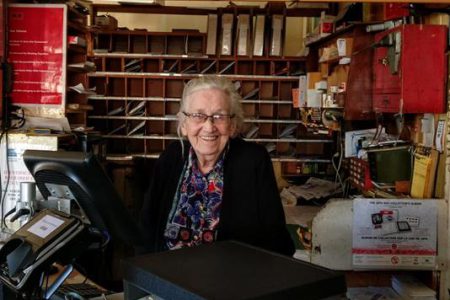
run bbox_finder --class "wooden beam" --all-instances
[92,3,331,17]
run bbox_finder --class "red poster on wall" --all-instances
[8,4,66,107]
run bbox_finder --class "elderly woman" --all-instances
[141,76,294,256]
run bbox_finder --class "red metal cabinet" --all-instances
[373,25,448,114]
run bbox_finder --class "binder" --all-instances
[236,14,250,56]
[410,149,438,198]
[253,15,265,56]
[221,14,234,55]
[270,15,283,56]
[206,14,217,55]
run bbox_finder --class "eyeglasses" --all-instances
[182,112,235,125]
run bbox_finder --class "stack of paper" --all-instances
[242,88,259,100]
[108,123,127,135]
[180,63,196,74]
[244,124,259,139]
[218,61,235,74]
[391,275,436,300]
[163,60,179,73]
[107,106,125,116]
[69,83,96,95]
[128,121,146,136]
[200,60,216,74]
[279,124,297,138]
[283,177,341,202]
[265,143,276,154]
[125,59,142,72]
[127,101,146,116]
[67,61,96,72]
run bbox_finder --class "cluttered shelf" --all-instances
[65,1,91,130]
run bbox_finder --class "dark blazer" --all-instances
[140,137,295,256]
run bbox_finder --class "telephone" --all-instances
[0,209,85,296]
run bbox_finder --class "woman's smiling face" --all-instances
[181,88,236,164]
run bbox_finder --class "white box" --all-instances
[0,134,58,219]
[307,89,322,108]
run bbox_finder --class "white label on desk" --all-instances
[28,215,64,239]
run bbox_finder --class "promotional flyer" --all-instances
[353,198,437,269]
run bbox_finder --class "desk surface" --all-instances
[123,241,346,300]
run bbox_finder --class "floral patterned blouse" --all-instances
[164,146,226,250]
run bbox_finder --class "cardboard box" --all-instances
[0,134,59,220]
[253,15,265,56]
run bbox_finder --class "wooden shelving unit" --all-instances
[65,1,92,129]
[86,4,336,162]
